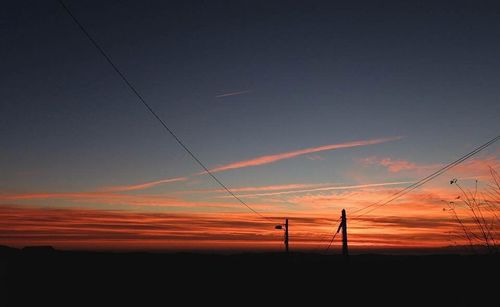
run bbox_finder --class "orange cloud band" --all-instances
[1,202,493,251]
[0,192,267,210]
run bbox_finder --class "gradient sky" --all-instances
[1,0,499,251]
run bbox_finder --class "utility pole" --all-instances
[275,218,289,253]
[341,209,348,257]
[285,218,289,253]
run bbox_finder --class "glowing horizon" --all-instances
[2,150,498,251]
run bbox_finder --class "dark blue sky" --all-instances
[2,0,499,195]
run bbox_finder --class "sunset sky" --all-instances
[1,0,499,252]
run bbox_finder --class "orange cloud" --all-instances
[202,136,402,174]
[360,156,441,173]
[450,155,500,179]
[101,176,188,192]
[287,186,456,210]
[379,158,419,172]
[360,155,499,176]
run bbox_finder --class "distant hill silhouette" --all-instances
[0,245,18,254]
[21,245,56,253]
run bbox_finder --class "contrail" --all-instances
[219,181,415,198]
[215,90,252,98]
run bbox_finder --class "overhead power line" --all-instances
[57,0,270,221]
[324,218,342,253]
[350,134,500,221]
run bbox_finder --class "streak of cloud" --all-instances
[215,90,252,98]
[101,177,188,192]
[186,183,328,194]
[220,181,414,198]
[201,136,403,174]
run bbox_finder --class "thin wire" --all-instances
[350,135,500,221]
[355,135,500,219]
[57,0,271,221]
[324,220,342,253]
[351,136,500,214]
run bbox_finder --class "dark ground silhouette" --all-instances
[1,246,497,306]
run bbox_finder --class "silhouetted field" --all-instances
[1,246,497,305]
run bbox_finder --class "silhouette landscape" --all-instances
[1,0,499,305]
